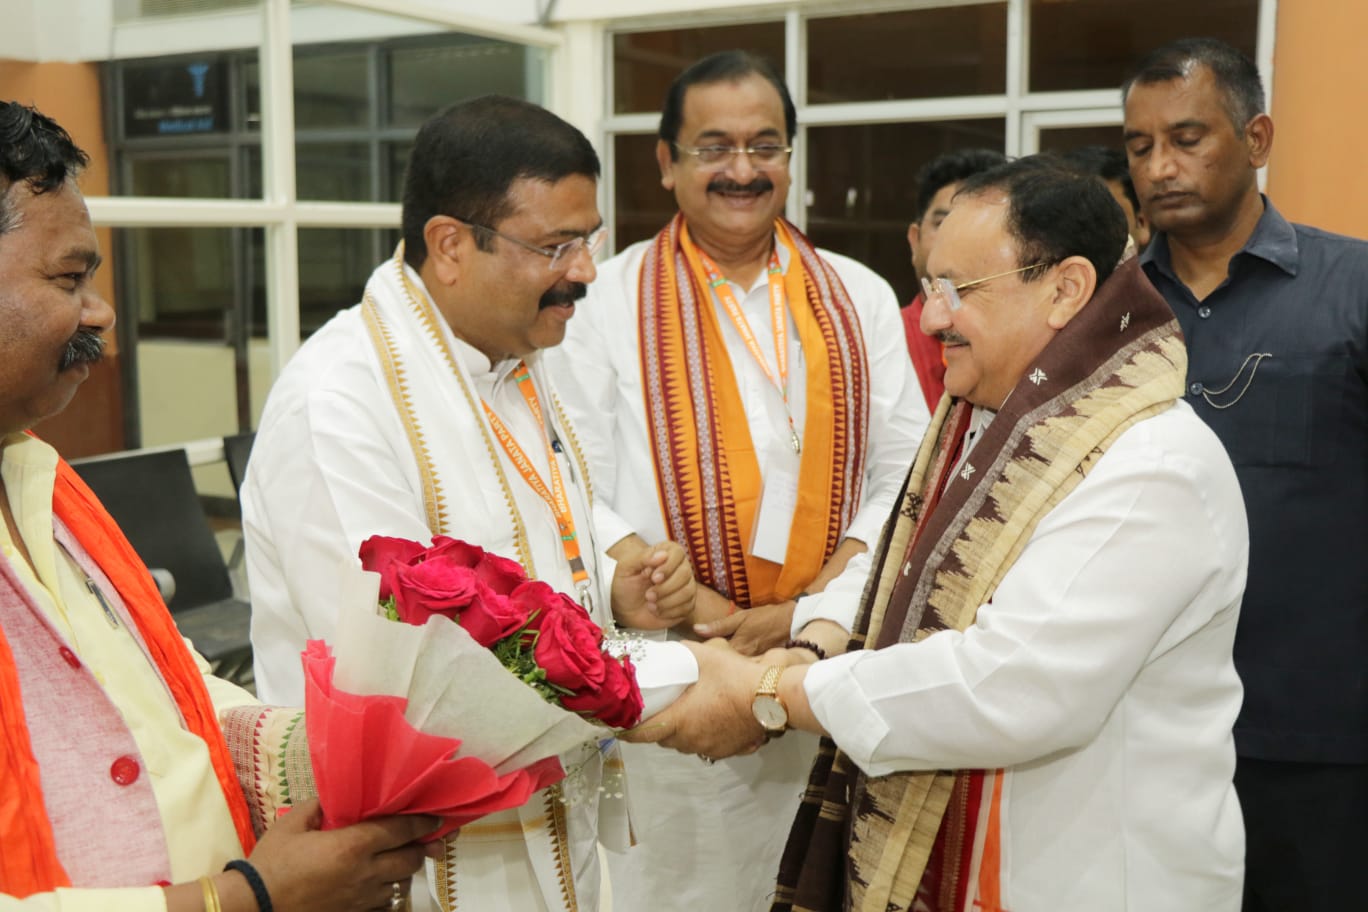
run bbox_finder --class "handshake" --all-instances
[620,621,844,761]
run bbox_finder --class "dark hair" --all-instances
[401,95,600,270]
[956,156,1129,286]
[658,50,796,159]
[1122,38,1265,130]
[1052,145,1140,214]
[0,101,89,234]
[912,147,1006,223]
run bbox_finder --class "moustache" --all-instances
[707,177,775,196]
[58,329,106,371]
[935,331,969,347]
[539,282,588,310]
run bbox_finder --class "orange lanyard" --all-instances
[698,247,801,454]
[480,362,591,599]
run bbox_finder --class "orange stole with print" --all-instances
[638,214,869,607]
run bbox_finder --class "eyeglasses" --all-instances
[921,262,1053,312]
[672,142,793,172]
[457,218,607,271]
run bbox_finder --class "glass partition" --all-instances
[807,4,1009,104]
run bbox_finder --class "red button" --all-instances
[58,647,81,669]
[154,881,172,888]
[110,755,140,786]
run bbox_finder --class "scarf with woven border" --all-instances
[0,447,255,897]
[639,214,870,607]
[772,257,1187,912]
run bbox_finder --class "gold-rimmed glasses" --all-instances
[456,218,606,272]
[921,261,1053,312]
[671,142,792,172]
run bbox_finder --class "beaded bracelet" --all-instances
[785,638,827,661]
[224,859,274,912]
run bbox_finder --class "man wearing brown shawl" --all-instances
[628,159,1247,911]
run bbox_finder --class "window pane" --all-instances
[1038,125,1125,154]
[123,226,236,339]
[242,142,372,201]
[613,23,785,115]
[113,224,259,455]
[247,228,379,338]
[298,142,372,201]
[1029,0,1258,92]
[298,229,378,335]
[805,119,1007,305]
[244,48,373,131]
[129,156,231,198]
[387,141,413,203]
[387,38,542,128]
[294,49,371,129]
[808,4,1007,103]
[613,133,675,253]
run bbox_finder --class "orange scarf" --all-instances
[0,450,254,897]
[639,215,869,607]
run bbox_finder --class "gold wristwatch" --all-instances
[751,665,789,737]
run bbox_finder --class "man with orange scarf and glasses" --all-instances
[0,101,439,911]
[547,51,927,912]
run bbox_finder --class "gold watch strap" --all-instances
[757,665,783,698]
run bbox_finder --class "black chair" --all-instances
[223,431,255,495]
[72,448,253,684]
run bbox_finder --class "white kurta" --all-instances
[243,262,695,912]
[545,236,928,911]
[804,400,1247,910]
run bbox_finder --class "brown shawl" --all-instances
[772,258,1187,911]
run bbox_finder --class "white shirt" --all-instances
[805,400,1247,910]
[547,237,928,599]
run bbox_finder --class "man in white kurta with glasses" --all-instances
[243,95,700,912]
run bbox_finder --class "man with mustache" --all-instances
[1124,38,1368,912]
[547,51,927,912]
[0,100,442,912]
[243,96,701,912]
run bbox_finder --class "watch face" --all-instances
[752,694,787,731]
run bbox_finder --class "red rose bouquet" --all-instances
[302,535,643,839]
[362,534,644,729]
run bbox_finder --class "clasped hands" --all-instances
[620,638,816,761]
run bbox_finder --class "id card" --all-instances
[750,447,801,564]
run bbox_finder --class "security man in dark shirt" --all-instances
[1123,37,1368,912]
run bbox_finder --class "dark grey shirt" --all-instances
[1142,198,1368,763]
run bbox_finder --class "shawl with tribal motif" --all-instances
[639,215,870,607]
[772,258,1187,912]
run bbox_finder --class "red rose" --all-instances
[358,535,426,600]
[563,655,643,729]
[457,587,531,648]
[424,536,485,568]
[391,561,483,625]
[517,581,606,692]
[475,552,527,596]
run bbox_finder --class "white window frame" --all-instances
[85,0,562,383]
[598,0,1277,254]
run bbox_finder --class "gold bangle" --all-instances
[199,875,223,912]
